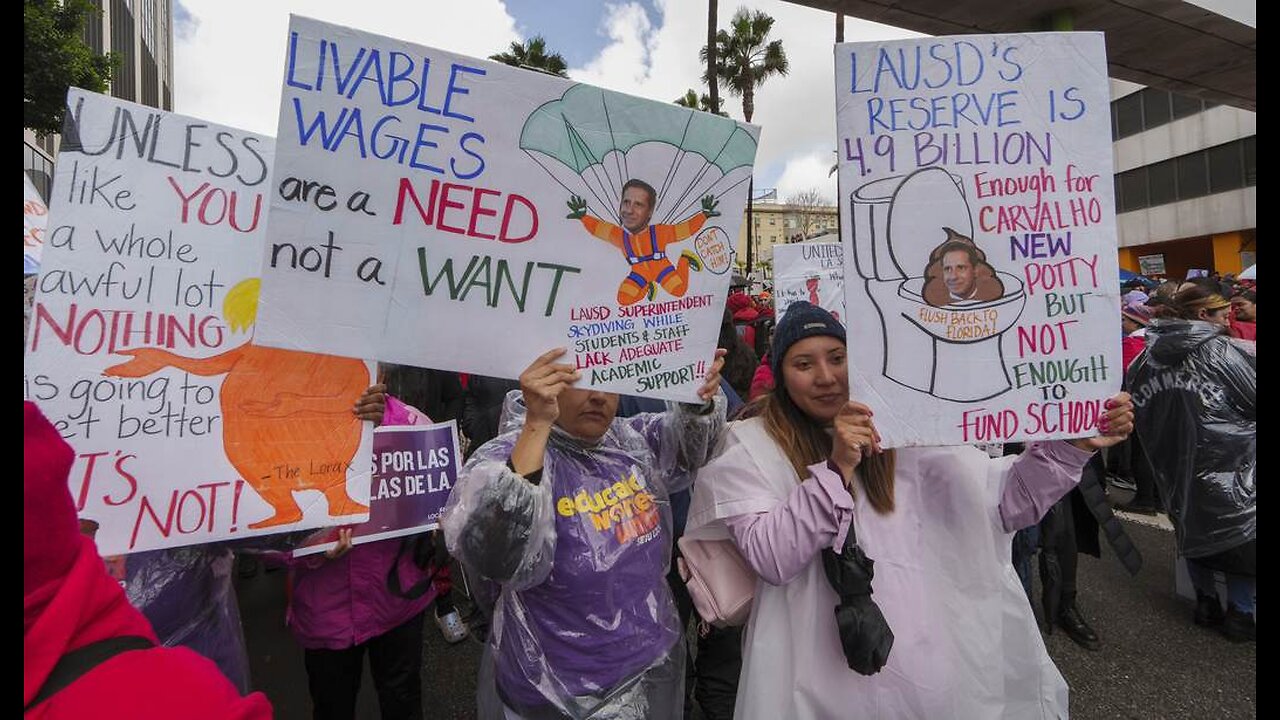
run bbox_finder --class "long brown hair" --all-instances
[743,382,896,514]
[1156,284,1231,321]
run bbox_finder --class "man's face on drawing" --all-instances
[942,249,977,299]
[620,186,655,235]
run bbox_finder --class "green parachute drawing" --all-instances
[520,84,758,225]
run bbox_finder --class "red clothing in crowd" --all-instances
[24,402,271,719]
[1230,318,1256,341]
[1122,334,1147,372]
[749,355,775,401]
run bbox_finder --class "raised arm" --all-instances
[998,393,1135,531]
[441,348,578,589]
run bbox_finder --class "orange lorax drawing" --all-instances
[104,278,371,529]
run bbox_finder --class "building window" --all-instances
[1111,88,1211,139]
[1142,90,1171,128]
[1115,136,1255,213]
[1113,93,1143,139]
[81,0,104,54]
[1147,159,1177,206]
[1118,169,1147,212]
[1243,136,1256,186]
[1207,142,1244,193]
[1177,153,1209,200]
[1171,94,1201,120]
[111,0,137,102]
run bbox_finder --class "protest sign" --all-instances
[24,89,374,555]
[294,420,461,556]
[254,16,757,402]
[835,33,1121,447]
[25,173,48,274]
[772,242,844,321]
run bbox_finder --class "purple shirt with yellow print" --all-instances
[495,426,681,712]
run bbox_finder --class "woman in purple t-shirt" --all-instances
[442,347,726,719]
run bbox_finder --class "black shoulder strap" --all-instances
[386,536,446,600]
[27,635,155,711]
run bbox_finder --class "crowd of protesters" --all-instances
[25,263,1254,719]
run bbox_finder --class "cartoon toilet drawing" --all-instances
[850,168,1026,402]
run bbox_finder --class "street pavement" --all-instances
[237,487,1255,719]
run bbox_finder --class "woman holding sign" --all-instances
[684,302,1134,719]
[441,347,726,719]
[285,383,451,720]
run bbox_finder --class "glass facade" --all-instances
[1115,138,1256,212]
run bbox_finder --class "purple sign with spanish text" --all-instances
[295,421,460,556]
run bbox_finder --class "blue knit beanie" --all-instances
[771,301,846,378]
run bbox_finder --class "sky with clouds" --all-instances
[172,0,921,203]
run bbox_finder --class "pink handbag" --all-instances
[676,536,757,628]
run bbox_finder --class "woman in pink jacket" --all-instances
[286,387,445,720]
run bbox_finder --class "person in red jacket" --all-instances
[23,402,271,719]
[1229,290,1256,341]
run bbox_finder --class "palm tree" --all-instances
[489,36,568,78]
[701,8,788,124]
[707,0,719,118]
[674,88,727,116]
[702,7,788,274]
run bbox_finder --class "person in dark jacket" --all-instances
[1007,445,1142,651]
[460,375,522,458]
[382,364,464,422]
[1128,285,1255,642]
[718,305,758,402]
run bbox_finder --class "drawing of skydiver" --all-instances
[567,178,720,306]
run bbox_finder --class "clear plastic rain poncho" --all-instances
[442,390,725,719]
[1126,320,1256,558]
[114,545,252,692]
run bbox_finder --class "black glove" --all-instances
[821,528,894,675]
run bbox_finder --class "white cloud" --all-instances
[774,152,837,204]
[173,1,521,136]
[571,3,655,87]
[565,1,923,192]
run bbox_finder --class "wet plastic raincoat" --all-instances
[442,390,725,719]
[1126,320,1255,558]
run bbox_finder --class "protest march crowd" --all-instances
[23,15,1254,720]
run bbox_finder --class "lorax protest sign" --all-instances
[834,33,1121,447]
[254,16,756,403]
[295,420,461,557]
[24,89,374,555]
[773,242,844,321]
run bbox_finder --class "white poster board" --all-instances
[24,89,373,555]
[773,242,844,321]
[25,173,48,274]
[255,16,756,402]
[835,33,1121,447]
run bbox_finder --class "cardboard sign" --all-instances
[254,16,757,402]
[835,33,1121,447]
[294,421,461,556]
[25,173,48,274]
[24,89,373,555]
[773,242,844,321]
